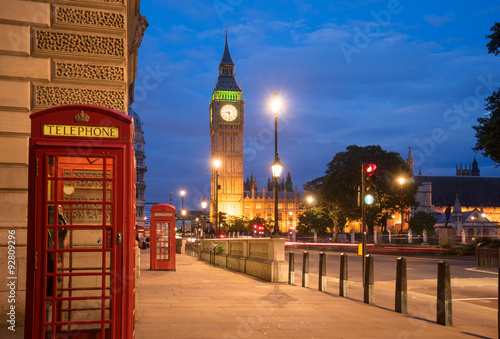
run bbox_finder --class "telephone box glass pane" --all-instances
[156,222,170,261]
[47,179,54,201]
[48,156,55,177]
[62,204,104,225]
[60,179,105,202]
[47,204,55,225]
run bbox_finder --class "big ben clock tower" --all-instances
[210,34,244,221]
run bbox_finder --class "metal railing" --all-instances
[185,242,201,259]
[476,247,499,268]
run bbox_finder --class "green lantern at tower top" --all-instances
[210,34,244,105]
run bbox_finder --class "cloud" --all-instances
[423,13,456,28]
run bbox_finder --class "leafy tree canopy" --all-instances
[296,206,333,235]
[305,145,417,234]
[473,22,500,165]
[408,211,436,235]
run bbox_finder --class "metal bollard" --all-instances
[289,252,295,285]
[302,251,309,288]
[364,255,374,304]
[395,257,407,313]
[319,252,326,292]
[437,260,452,326]
[339,253,348,297]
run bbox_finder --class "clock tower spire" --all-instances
[210,34,245,222]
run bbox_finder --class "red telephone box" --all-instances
[25,105,136,339]
[150,204,176,270]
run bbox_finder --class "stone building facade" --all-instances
[131,107,147,228]
[210,35,245,219]
[0,0,146,322]
[209,37,307,232]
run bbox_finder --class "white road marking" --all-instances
[454,297,497,301]
[465,267,499,275]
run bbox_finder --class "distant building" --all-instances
[242,173,306,231]
[410,150,500,236]
[456,157,480,176]
[131,107,148,228]
[433,194,498,238]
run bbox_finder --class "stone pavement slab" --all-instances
[136,251,496,339]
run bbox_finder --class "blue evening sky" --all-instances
[132,0,500,211]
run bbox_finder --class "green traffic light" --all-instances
[364,194,374,205]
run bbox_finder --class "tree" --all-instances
[473,22,500,165]
[408,211,436,235]
[305,145,417,236]
[223,216,249,233]
[296,206,333,235]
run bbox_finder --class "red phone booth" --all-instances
[25,105,136,338]
[150,204,176,270]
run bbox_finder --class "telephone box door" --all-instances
[26,105,135,339]
[32,148,125,338]
[150,204,176,270]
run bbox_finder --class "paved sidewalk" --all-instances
[2,250,495,338]
[136,251,497,339]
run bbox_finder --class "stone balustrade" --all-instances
[200,238,288,282]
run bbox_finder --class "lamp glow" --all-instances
[270,92,282,115]
[271,158,283,178]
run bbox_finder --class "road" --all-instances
[285,250,498,312]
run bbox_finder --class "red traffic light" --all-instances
[365,164,377,173]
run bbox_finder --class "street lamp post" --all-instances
[398,178,406,234]
[201,196,208,239]
[271,92,283,236]
[181,188,186,237]
[181,209,186,237]
[213,159,221,236]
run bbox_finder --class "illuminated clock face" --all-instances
[220,105,237,121]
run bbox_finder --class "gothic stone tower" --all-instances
[210,36,245,220]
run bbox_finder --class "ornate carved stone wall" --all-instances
[34,85,125,112]
[0,0,146,323]
[54,62,124,82]
[34,29,124,57]
[54,6,125,29]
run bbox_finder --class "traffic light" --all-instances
[363,163,377,205]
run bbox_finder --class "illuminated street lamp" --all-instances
[201,196,208,238]
[271,158,283,236]
[307,196,314,205]
[397,177,406,234]
[181,188,186,237]
[213,159,221,235]
[271,92,283,236]
[181,208,186,236]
